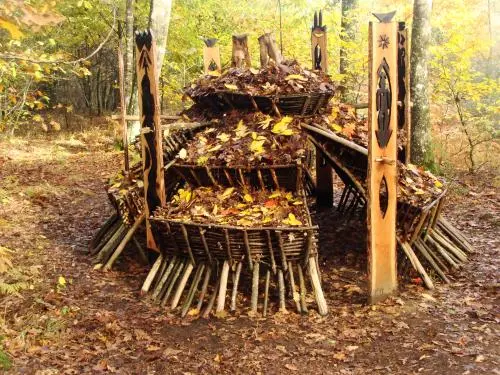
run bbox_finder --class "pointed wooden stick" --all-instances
[181,264,205,317]
[436,222,473,253]
[251,262,260,313]
[216,261,230,313]
[278,269,286,312]
[398,240,434,289]
[297,265,308,313]
[152,257,176,300]
[288,261,301,313]
[230,262,242,312]
[104,214,145,270]
[416,238,449,272]
[202,275,220,318]
[180,264,204,316]
[425,236,459,269]
[161,260,185,306]
[141,255,163,294]
[308,257,328,315]
[89,213,119,252]
[91,218,122,255]
[94,223,127,264]
[263,269,271,317]
[171,262,194,309]
[197,267,212,311]
[430,230,467,262]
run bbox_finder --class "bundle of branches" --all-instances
[185,60,335,97]
[176,111,308,167]
[106,164,144,226]
[154,186,309,228]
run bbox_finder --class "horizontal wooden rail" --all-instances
[111,114,182,121]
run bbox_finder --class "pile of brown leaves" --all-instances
[398,162,446,206]
[185,61,335,98]
[154,186,309,228]
[176,111,308,167]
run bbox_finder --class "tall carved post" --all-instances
[397,22,411,163]
[311,10,333,208]
[202,37,221,74]
[258,32,283,67]
[367,12,398,303]
[231,34,251,68]
[135,30,166,251]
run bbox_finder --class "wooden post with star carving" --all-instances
[311,10,333,208]
[367,12,398,303]
[135,30,166,251]
[202,38,221,74]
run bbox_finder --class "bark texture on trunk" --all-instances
[339,0,358,76]
[410,0,434,166]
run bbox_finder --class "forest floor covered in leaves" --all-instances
[0,132,498,374]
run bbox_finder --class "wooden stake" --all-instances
[367,13,399,303]
[231,34,251,68]
[230,262,242,312]
[297,265,308,313]
[251,262,260,313]
[278,269,286,312]
[152,256,177,300]
[216,261,230,313]
[181,264,205,317]
[141,255,163,294]
[171,262,194,309]
[263,269,271,317]
[288,261,301,313]
[161,260,185,306]
[197,267,212,311]
[308,257,328,315]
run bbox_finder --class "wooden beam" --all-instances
[367,13,399,303]
[397,22,411,163]
[135,30,166,251]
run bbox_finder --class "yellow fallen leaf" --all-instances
[217,132,230,142]
[243,194,254,203]
[0,18,24,40]
[207,70,221,77]
[272,116,294,136]
[249,68,259,74]
[250,139,265,155]
[197,156,209,166]
[208,144,222,152]
[224,83,238,91]
[285,74,307,81]
[187,308,200,316]
[332,123,342,133]
[178,148,187,159]
[58,276,66,286]
[220,187,235,200]
[259,115,273,129]
[434,180,443,188]
[282,213,302,226]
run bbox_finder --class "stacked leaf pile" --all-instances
[185,60,335,97]
[176,111,308,167]
[153,186,308,228]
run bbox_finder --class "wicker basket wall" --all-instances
[150,219,319,269]
[189,91,333,116]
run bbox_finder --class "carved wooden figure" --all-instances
[367,12,398,303]
[258,32,283,67]
[311,10,327,73]
[202,37,221,74]
[311,11,333,207]
[397,22,411,163]
[135,30,166,251]
[231,34,251,68]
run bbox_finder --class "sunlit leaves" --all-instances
[271,116,294,136]
[0,17,23,39]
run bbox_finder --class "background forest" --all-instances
[0,0,498,172]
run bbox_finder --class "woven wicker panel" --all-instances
[150,219,319,268]
[190,91,332,116]
[172,164,303,192]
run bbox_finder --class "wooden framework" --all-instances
[311,10,333,207]
[367,13,398,303]
[135,30,166,250]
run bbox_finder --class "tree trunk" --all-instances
[340,0,357,77]
[149,0,172,80]
[410,0,434,166]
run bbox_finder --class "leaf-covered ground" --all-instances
[0,134,498,374]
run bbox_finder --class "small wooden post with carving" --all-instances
[311,10,333,207]
[367,12,398,303]
[397,22,411,163]
[202,37,221,74]
[231,34,251,68]
[135,30,166,251]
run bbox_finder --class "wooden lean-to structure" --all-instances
[89,10,473,318]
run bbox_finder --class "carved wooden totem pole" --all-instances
[202,37,221,74]
[367,12,398,303]
[231,34,251,68]
[397,22,411,163]
[258,32,283,67]
[311,10,333,207]
[135,30,166,250]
